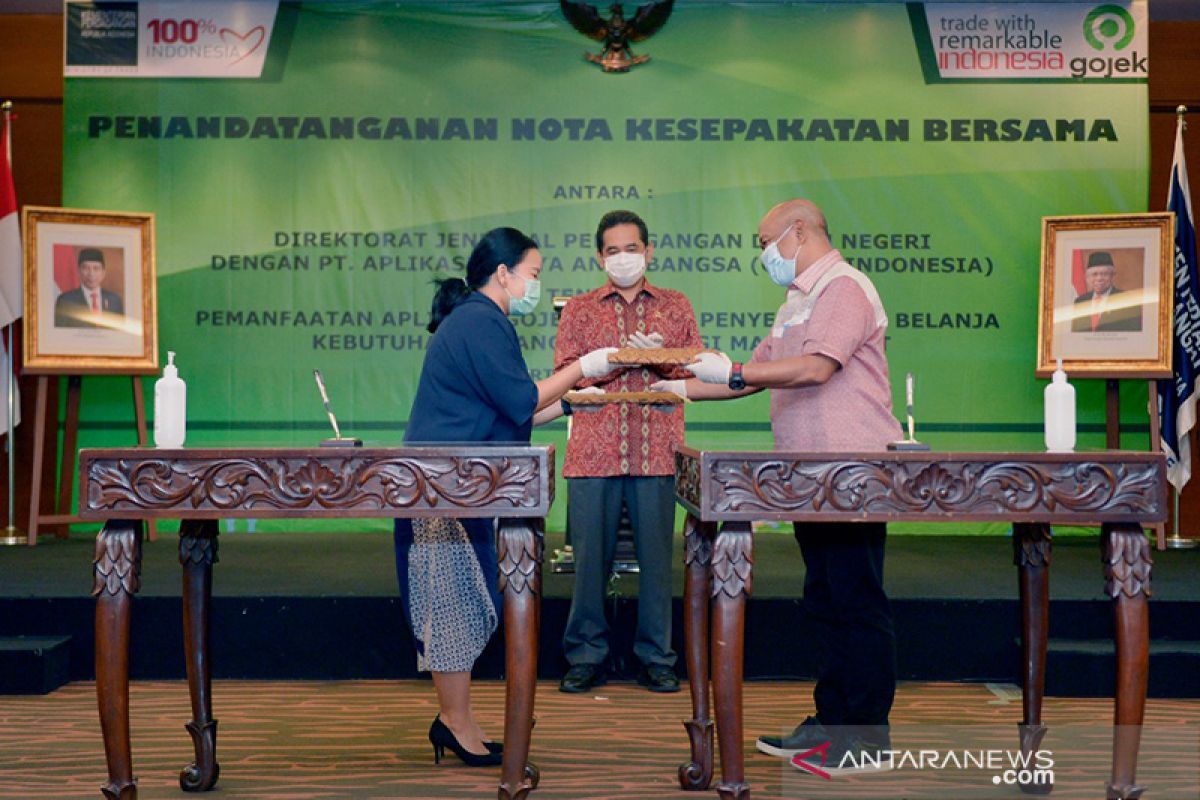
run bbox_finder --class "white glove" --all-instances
[685,351,733,384]
[573,385,606,395]
[627,331,665,349]
[649,379,687,400]
[579,347,620,378]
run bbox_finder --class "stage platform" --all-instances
[2,531,1199,696]
[3,679,1200,800]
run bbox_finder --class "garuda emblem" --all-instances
[561,0,674,73]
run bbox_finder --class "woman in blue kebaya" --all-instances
[396,227,616,767]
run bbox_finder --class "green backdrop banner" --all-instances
[62,1,1150,531]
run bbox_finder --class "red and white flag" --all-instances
[0,111,22,327]
[0,110,23,430]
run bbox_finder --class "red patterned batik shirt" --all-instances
[555,280,703,478]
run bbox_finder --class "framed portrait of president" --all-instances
[22,207,157,375]
[1036,212,1174,379]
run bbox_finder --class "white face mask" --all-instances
[760,229,799,287]
[505,274,541,316]
[604,251,647,288]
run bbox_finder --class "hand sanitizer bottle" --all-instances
[1044,359,1075,452]
[154,351,186,448]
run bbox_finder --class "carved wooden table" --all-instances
[79,446,554,800]
[672,447,1166,800]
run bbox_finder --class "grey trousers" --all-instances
[562,475,677,668]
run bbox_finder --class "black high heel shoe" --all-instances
[429,716,503,767]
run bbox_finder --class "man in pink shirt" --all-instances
[653,198,901,774]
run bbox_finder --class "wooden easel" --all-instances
[26,374,156,544]
[1107,379,1167,549]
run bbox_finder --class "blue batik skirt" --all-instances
[393,517,501,672]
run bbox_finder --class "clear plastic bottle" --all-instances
[154,351,186,448]
[1044,358,1076,452]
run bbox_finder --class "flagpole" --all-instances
[1167,486,1196,549]
[1166,105,1199,550]
[0,323,17,546]
[0,101,19,546]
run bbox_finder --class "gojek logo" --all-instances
[1070,4,1143,78]
[1083,5,1135,51]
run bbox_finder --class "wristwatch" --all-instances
[728,362,746,391]
[560,397,574,417]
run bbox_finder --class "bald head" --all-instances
[756,198,833,276]
[757,199,830,248]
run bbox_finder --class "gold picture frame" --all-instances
[22,207,158,375]
[1036,212,1174,379]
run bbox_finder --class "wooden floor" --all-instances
[1,680,1198,799]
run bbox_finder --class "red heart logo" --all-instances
[219,26,266,66]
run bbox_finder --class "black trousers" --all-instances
[794,521,897,732]
[562,476,676,668]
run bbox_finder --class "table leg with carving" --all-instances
[1013,522,1053,795]
[1102,522,1152,800]
[179,519,220,792]
[93,520,143,800]
[679,512,715,791]
[497,517,543,800]
[711,520,753,800]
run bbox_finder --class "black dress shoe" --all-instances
[559,663,605,693]
[637,664,680,693]
[428,716,502,767]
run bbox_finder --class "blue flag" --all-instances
[1157,116,1200,491]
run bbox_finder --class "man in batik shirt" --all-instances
[555,209,702,694]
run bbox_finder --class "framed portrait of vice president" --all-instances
[22,207,158,375]
[1036,212,1174,379]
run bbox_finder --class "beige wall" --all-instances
[0,14,61,533]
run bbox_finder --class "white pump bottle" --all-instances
[154,351,187,448]
[1043,358,1075,452]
